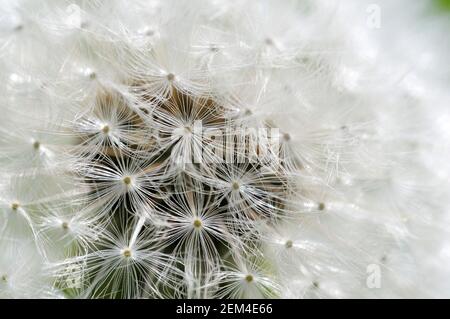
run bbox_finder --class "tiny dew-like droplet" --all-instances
[62,222,69,230]
[285,240,293,249]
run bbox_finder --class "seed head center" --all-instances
[265,38,274,46]
[245,274,254,283]
[14,24,24,32]
[123,176,132,186]
[101,125,110,135]
[167,73,175,82]
[193,219,202,228]
[210,45,219,53]
[184,126,192,134]
[122,248,132,258]
[285,240,293,249]
[11,202,20,211]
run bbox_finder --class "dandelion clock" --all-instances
[1,0,450,299]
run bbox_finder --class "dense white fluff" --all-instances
[1,0,450,299]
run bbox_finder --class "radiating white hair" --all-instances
[1,0,450,298]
